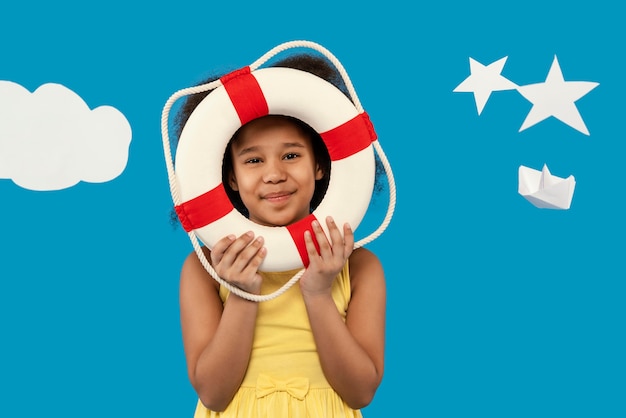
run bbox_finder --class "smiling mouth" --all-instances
[263,192,292,203]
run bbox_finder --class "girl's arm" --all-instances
[301,219,386,409]
[179,233,266,412]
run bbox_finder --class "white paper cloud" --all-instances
[0,81,132,191]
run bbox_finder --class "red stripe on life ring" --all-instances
[286,214,322,267]
[175,183,234,232]
[321,112,377,161]
[221,67,269,125]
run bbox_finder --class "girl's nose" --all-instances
[262,159,286,183]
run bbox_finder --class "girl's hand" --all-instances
[299,216,354,297]
[210,231,266,294]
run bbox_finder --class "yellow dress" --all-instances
[193,263,363,418]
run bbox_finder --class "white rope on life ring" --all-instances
[161,40,397,302]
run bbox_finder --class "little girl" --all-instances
[175,53,386,417]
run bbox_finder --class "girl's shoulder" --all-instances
[180,247,221,293]
[348,247,385,290]
[349,246,382,268]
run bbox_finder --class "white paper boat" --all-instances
[518,164,576,209]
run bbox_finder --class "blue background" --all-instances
[1,1,623,417]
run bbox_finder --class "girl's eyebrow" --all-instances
[236,142,306,157]
[282,142,307,149]
[236,145,259,157]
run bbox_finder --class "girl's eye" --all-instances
[244,157,262,164]
[284,153,299,160]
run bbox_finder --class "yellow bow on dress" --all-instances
[255,374,310,400]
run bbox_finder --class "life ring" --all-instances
[174,66,377,272]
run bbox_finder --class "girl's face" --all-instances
[228,117,324,227]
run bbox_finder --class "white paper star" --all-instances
[453,57,518,115]
[517,56,599,135]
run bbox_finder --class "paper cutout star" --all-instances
[453,57,518,115]
[517,55,599,135]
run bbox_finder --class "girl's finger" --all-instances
[311,219,332,257]
[210,234,236,264]
[233,235,265,271]
[217,231,255,267]
[325,216,345,249]
[243,244,267,275]
[342,222,355,258]
[304,229,321,262]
